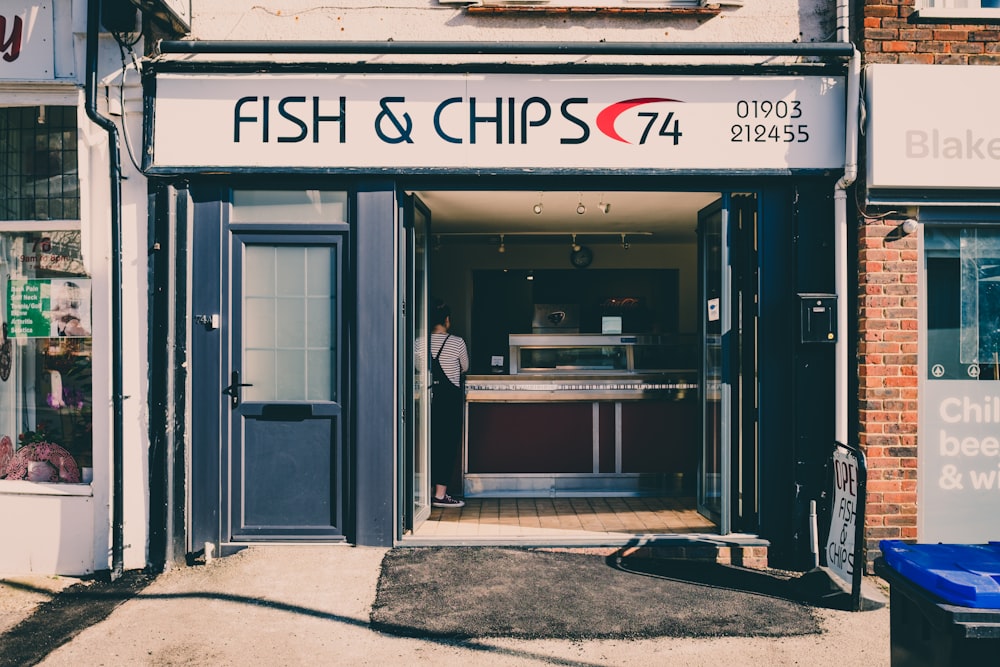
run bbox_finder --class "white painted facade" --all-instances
[0,0,148,575]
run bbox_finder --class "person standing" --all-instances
[429,299,469,508]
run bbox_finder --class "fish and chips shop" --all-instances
[140,50,852,571]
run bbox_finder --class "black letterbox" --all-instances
[798,293,837,343]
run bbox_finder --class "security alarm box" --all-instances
[799,293,837,343]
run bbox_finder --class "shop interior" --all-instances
[409,188,724,541]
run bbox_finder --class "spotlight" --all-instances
[498,233,506,253]
[621,233,630,250]
[599,202,611,214]
[526,270,534,281]
[901,218,919,234]
[571,234,581,252]
[577,202,586,215]
[533,203,543,214]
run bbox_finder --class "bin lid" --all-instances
[880,540,1000,608]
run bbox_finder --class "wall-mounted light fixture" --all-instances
[498,233,506,253]
[526,270,534,281]
[571,234,581,252]
[533,192,543,214]
[598,194,610,214]
[621,233,630,250]
[901,218,919,235]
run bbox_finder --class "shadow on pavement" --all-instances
[613,556,886,612]
[0,572,155,667]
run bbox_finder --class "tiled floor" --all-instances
[411,496,717,541]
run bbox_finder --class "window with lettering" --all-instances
[0,106,91,485]
[926,227,1000,381]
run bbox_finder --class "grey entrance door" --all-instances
[227,231,346,540]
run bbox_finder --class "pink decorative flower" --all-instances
[4,442,80,483]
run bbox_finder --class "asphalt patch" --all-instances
[370,547,821,640]
[0,571,154,667]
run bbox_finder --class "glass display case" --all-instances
[508,334,696,374]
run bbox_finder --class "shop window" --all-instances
[926,227,1000,381]
[0,107,79,221]
[0,233,91,484]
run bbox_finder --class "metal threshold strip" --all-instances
[157,40,853,58]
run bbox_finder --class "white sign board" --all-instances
[151,73,846,171]
[826,446,858,586]
[0,2,54,81]
[867,64,1000,190]
[920,381,1000,543]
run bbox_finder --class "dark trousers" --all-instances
[431,381,463,490]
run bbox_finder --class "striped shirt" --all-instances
[429,332,469,388]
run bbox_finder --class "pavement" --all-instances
[0,545,892,666]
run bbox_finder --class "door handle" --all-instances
[222,370,253,408]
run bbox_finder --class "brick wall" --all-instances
[857,220,919,569]
[864,0,1000,65]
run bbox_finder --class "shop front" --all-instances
[865,65,1000,550]
[145,54,849,568]
[0,1,150,575]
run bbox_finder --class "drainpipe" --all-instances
[834,0,861,448]
[86,0,126,580]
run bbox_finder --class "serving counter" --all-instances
[462,334,699,497]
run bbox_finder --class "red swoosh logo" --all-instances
[596,97,683,144]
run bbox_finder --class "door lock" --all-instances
[222,370,253,408]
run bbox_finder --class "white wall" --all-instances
[186,0,830,47]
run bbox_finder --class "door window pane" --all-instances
[232,190,347,224]
[243,244,337,401]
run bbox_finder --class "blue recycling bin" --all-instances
[876,540,1000,667]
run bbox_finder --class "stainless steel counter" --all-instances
[465,373,698,402]
[462,371,700,497]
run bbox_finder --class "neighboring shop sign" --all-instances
[921,381,1000,543]
[0,2,53,81]
[867,64,1000,190]
[150,73,846,171]
[7,278,92,338]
